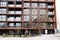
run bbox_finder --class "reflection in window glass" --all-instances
[0,2,7,7]
[0,22,6,28]
[32,22,38,28]
[32,3,37,8]
[15,23,22,27]
[8,23,14,27]
[39,23,46,28]
[39,3,46,8]
[39,15,46,21]
[24,16,30,21]
[0,8,7,14]
[46,23,53,28]
[0,15,6,21]
[24,9,30,14]
[24,22,30,28]
[39,9,46,15]
[24,3,30,7]
[32,9,38,15]
[32,16,38,21]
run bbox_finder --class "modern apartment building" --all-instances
[0,0,57,36]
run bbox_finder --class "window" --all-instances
[32,22,38,28]
[0,22,6,28]
[23,22,30,28]
[39,3,46,8]
[48,16,53,21]
[32,9,38,15]
[15,16,21,21]
[24,3,30,7]
[39,23,46,28]
[32,16,38,21]
[24,16,30,21]
[0,15,6,21]
[0,8,7,14]
[48,10,54,15]
[32,3,38,8]
[24,9,30,14]
[8,23,14,27]
[7,16,14,21]
[15,23,22,27]
[0,2,7,6]
[48,4,54,8]
[39,9,46,15]
[46,23,53,28]
[39,15,47,21]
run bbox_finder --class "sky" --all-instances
[56,0,60,30]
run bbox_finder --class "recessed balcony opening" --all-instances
[8,1,14,7]
[16,1,22,7]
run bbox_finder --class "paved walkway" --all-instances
[0,33,60,40]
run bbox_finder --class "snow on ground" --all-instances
[0,33,60,40]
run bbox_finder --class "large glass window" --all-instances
[38,23,46,28]
[46,23,53,28]
[0,22,6,28]
[24,3,30,7]
[0,15,6,21]
[24,9,30,14]
[31,3,38,8]
[8,23,14,27]
[23,22,30,28]
[39,15,47,21]
[39,9,46,15]
[0,8,7,14]
[32,9,38,15]
[39,3,46,8]
[0,2,7,7]
[15,16,21,21]
[32,16,38,21]
[15,23,22,27]
[32,22,38,28]
[7,16,14,21]
[24,16,30,21]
